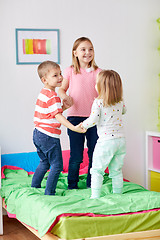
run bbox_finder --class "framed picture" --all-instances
[15,28,60,64]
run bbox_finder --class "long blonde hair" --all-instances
[97,70,123,107]
[71,37,98,74]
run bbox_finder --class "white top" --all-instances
[82,99,126,142]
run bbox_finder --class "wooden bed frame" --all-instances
[14,226,160,240]
[0,148,160,240]
[1,201,160,240]
[15,226,160,240]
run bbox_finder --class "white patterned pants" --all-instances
[90,138,126,198]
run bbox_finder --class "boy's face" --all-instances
[42,67,63,91]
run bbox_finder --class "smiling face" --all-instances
[41,67,63,91]
[74,40,94,68]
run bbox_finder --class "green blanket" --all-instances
[1,168,160,237]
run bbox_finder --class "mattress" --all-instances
[1,166,160,239]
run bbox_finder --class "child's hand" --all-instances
[74,123,86,133]
[63,96,73,109]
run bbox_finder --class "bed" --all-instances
[1,149,160,240]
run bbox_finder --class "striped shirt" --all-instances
[34,88,63,138]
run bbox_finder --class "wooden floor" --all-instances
[0,215,39,240]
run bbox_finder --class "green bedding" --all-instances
[52,211,160,239]
[1,168,160,238]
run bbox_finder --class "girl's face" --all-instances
[74,41,94,68]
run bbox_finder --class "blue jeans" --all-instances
[31,129,63,195]
[67,117,98,189]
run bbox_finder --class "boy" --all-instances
[31,61,85,195]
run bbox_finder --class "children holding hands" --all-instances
[32,38,126,199]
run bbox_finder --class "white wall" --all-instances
[0,0,160,186]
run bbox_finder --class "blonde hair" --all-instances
[37,61,60,80]
[71,37,98,74]
[97,70,123,107]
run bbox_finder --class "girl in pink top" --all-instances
[59,37,101,189]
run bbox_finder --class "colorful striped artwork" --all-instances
[23,39,51,54]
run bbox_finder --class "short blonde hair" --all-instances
[97,70,123,106]
[71,37,98,74]
[37,61,60,79]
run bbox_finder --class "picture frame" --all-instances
[15,28,60,65]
